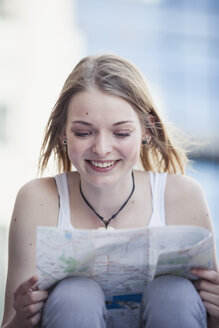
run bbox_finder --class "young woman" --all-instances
[1,54,219,328]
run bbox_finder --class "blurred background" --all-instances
[0,0,218,322]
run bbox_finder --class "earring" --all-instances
[146,136,151,143]
[63,138,67,145]
[142,138,147,146]
[142,136,151,147]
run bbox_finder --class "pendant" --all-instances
[102,219,109,228]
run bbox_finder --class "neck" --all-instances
[80,171,134,218]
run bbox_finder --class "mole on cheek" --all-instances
[86,112,88,115]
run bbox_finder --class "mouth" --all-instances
[86,160,120,170]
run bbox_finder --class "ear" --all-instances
[145,114,155,133]
[141,114,155,143]
[59,131,67,145]
[148,113,155,125]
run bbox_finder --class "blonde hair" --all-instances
[39,54,187,174]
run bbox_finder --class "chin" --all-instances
[87,169,133,189]
[88,175,118,188]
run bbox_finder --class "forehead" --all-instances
[67,89,140,122]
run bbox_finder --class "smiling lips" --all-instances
[87,160,119,169]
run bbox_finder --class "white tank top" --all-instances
[55,171,167,229]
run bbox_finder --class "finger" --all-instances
[203,300,219,318]
[198,290,219,307]
[29,282,39,292]
[26,311,42,328]
[194,279,219,294]
[23,301,45,318]
[22,290,48,307]
[15,276,39,296]
[190,269,219,284]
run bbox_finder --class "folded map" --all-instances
[36,225,213,327]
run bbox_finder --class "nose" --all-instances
[92,133,113,157]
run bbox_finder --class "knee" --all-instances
[41,277,107,328]
[145,275,198,305]
[141,275,207,328]
[45,277,105,310]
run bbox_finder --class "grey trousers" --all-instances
[40,275,207,328]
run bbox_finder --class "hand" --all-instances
[191,268,219,327]
[13,276,48,328]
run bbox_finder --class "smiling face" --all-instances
[63,88,144,188]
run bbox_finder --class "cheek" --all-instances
[121,137,141,158]
[66,139,84,162]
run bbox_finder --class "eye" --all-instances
[73,131,93,137]
[114,132,131,138]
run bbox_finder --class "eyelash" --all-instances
[74,132,92,137]
[114,132,131,138]
[73,132,131,138]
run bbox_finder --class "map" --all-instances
[36,225,213,327]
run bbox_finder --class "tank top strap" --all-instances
[54,173,74,229]
[148,171,167,227]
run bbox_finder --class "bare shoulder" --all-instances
[166,173,204,199]
[15,176,58,227]
[165,173,212,230]
[17,176,57,203]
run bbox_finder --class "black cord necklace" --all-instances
[79,171,135,229]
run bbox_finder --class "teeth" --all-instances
[91,161,116,168]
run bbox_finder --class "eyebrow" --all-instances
[71,120,135,126]
[113,121,135,126]
[72,120,92,126]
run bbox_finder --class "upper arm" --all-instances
[165,174,218,272]
[2,178,58,325]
